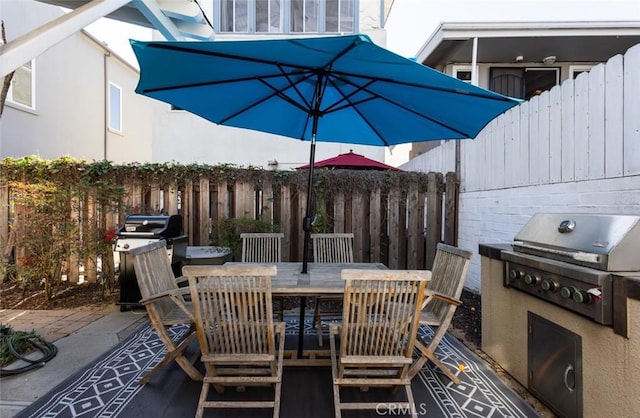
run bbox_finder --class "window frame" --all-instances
[7,59,36,111]
[213,0,358,34]
[451,65,478,84]
[569,64,594,79]
[108,82,123,133]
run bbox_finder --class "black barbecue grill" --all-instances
[114,214,188,310]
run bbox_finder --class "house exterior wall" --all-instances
[402,44,640,292]
[0,0,152,163]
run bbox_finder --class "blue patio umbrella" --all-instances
[130,34,520,273]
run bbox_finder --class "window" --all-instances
[569,65,594,79]
[451,65,478,84]
[455,70,472,83]
[8,59,35,109]
[108,82,122,132]
[489,67,559,100]
[215,0,356,34]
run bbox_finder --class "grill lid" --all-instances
[513,213,640,271]
[116,214,183,238]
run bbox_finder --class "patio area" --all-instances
[1,308,545,418]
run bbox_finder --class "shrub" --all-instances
[210,218,280,261]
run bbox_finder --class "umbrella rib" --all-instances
[326,67,517,103]
[322,74,477,139]
[217,73,316,126]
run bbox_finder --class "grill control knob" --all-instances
[509,270,523,281]
[541,279,558,292]
[573,290,592,304]
[560,286,575,299]
[524,273,539,285]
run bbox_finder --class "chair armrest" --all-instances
[140,287,194,319]
[421,289,462,310]
[174,275,189,285]
[140,286,191,305]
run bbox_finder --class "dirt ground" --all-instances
[1,280,119,311]
[0,279,554,416]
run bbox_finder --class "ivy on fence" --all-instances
[1,156,448,305]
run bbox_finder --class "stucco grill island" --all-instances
[480,213,640,418]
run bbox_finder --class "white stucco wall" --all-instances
[0,0,152,163]
[151,104,386,169]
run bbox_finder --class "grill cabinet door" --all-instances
[528,312,582,418]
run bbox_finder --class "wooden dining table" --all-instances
[227,261,387,362]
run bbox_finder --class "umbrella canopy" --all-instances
[297,150,399,171]
[131,34,521,272]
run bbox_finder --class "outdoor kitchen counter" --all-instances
[480,247,640,418]
[478,243,512,259]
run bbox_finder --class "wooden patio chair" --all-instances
[311,232,354,346]
[241,232,285,321]
[241,232,284,263]
[130,240,203,386]
[408,243,473,385]
[329,269,430,418]
[183,264,286,418]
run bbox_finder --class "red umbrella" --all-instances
[297,150,399,171]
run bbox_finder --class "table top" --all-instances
[226,262,387,295]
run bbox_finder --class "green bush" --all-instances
[210,218,280,261]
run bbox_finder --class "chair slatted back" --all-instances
[131,240,177,317]
[340,269,429,359]
[130,240,203,385]
[426,243,472,321]
[184,264,277,356]
[241,233,284,263]
[311,233,354,263]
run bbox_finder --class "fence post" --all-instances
[406,184,425,269]
[444,172,459,246]
[425,172,444,270]
[369,188,382,264]
[183,180,194,246]
[333,191,345,233]
[387,188,404,269]
[164,183,179,215]
[351,190,366,262]
[277,184,292,262]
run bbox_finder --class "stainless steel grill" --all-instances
[501,213,640,325]
[114,214,188,310]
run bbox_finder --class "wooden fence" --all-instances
[1,170,459,283]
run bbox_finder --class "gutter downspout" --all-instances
[103,50,110,160]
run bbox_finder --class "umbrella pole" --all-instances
[301,136,316,274]
[297,135,315,360]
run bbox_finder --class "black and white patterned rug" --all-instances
[17,318,540,418]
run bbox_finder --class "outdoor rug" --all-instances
[17,317,540,418]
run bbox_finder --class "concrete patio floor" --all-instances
[0,307,148,418]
